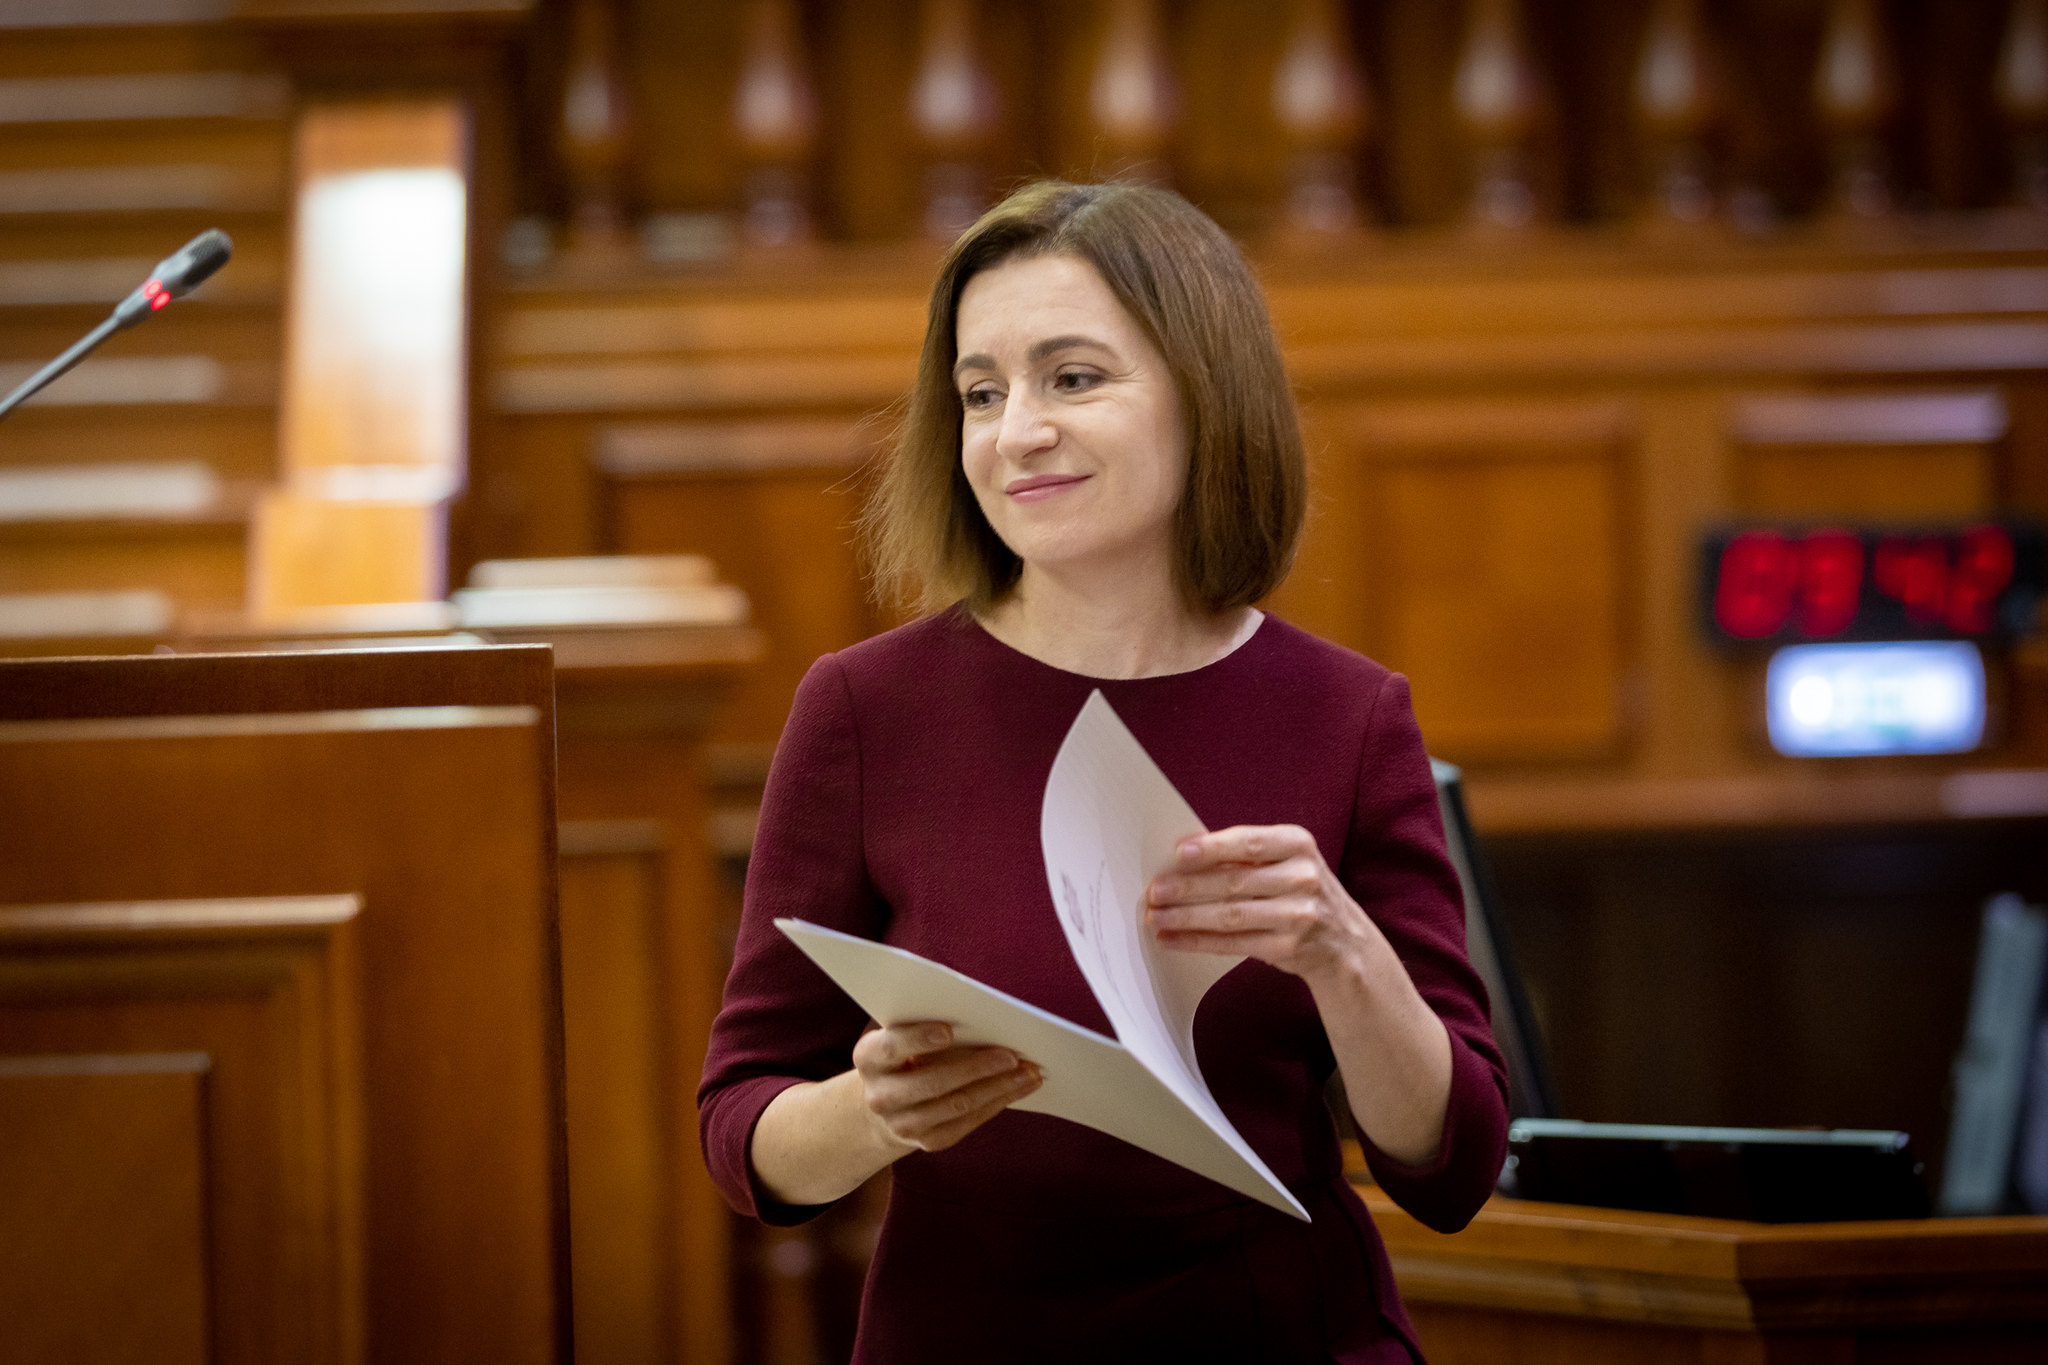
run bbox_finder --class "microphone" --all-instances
[0,229,234,423]
[111,229,235,329]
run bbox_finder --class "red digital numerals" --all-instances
[1795,529,1863,637]
[1714,525,2015,640]
[1713,530,1798,640]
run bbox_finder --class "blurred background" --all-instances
[3,2,2047,1363]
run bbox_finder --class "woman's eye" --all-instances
[1053,369,1102,393]
[960,386,1000,410]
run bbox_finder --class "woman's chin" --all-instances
[1010,539,1166,586]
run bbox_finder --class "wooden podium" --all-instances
[165,593,767,1365]
[0,646,570,1365]
[1360,1185,2048,1364]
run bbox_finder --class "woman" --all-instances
[699,181,1507,1364]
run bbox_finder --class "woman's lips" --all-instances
[1005,473,1089,502]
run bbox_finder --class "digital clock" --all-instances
[1700,522,2045,646]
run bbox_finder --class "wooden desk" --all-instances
[1360,1185,2048,1364]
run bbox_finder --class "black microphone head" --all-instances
[151,229,233,299]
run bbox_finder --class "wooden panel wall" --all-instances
[487,247,2048,817]
[1276,399,1632,762]
[593,420,885,754]
[1730,390,2007,518]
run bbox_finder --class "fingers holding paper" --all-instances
[1144,824,1455,1166]
[1144,824,1383,981]
[852,1021,1044,1154]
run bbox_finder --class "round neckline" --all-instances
[955,605,1274,685]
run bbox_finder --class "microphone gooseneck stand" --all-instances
[0,229,235,424]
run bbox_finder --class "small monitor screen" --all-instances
[1766,641,1986,757]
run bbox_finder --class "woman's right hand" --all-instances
[852,1021,1043,1155]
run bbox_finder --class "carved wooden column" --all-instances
[1453,0,1540,231]
[1088,0,1177,185]
[1814,0,1896,222]
[1633,0,1715,229]
[733,0,819,250]
[1271,0,1369,239]
[910,0,999,241]
[1999,0,2048,210]
[558,0,633,259]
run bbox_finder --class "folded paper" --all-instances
[778,689,1307,1220]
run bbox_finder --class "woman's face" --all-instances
[953,253,1188,588]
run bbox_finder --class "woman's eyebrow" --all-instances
[1026,333,1112,364]
[952,334,1117,381]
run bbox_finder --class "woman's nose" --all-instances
[994,388,1057,459]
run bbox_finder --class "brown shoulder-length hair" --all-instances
[861,180,1307,616]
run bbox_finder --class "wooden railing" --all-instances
[509,0,2048,264]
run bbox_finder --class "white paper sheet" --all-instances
[775,689,1307,1221]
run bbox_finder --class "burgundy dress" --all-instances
[698,608,1509,1364]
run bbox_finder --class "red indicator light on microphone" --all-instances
[143,279,170,310]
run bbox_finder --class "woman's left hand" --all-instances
[1146,824,1456,1168]
[1144,825,1376,984]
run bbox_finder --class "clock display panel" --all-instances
[1701,523,2044,646]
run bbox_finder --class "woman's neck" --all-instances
[975,562,1262,680]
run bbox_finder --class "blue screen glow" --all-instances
[1766,642,1986,757]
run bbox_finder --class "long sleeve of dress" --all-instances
[1339,672,1511,1233]
[697,654,884,1224]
